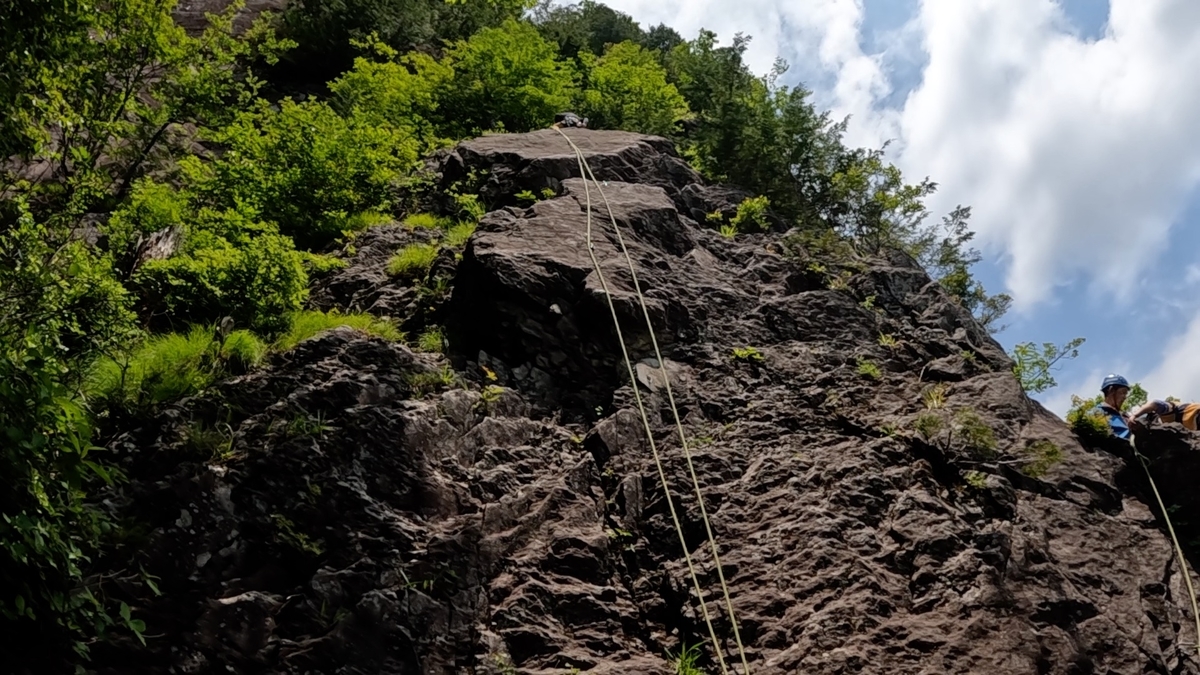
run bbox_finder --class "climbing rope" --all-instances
[552,127,751,674]
[1131,436,1200,662]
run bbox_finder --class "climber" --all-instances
[552,112,588,129]
[1095,373,1133,439]
[1128,397,1200,431]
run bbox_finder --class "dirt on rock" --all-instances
[84,129,1200,675]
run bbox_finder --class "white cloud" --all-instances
[579,0,1200,314]
[1142,314,1200,402]
[886,0,1200,310]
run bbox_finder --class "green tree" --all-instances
[1011,338,1086,394]
[435,19,578,137]
[4,0,289,224]
[182,98,421,250]
[532,0,645,58]
[278,0,532,83]
[578,41,689,135]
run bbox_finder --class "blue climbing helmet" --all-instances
[1100,373,1130,393]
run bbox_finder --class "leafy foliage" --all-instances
[0,200,137,659]
[1022,440,1064,478]
[436,20,578,137]
[1011,337,1085,394]
[184,98,421,250]
[129,211,309,334]
[731,346,764,362]
[856,357,882,379]
[578,41,689,135]
[729,196,772,233]
[278,0,531,82]
[532,0,646,59]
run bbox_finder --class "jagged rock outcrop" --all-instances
[86,129,1200,675]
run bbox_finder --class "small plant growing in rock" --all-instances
[270,514,324,556]
[954,408,997,458]
[404,212,450,230]
[540,187,556,200]
[922,384,948,410]
[480,384,504,408]
[729,195,771,233]
[828,270,853,291]
[878,422,900,438]
[408,366,458,395]
[184,421,234,461]
[445,222,476,248]
[1066,395,1113,444]
[878,333,897,348]
[1022,439,1064,478]
[732,346,764,362]
[960,349,977,363]
[914,412,944,441]
[515,189,539,204]
[856,357,881,379]
[964,470,988,489]
[388,242,439,279]
[453,192,486,222]
[860,294,876,310]
[287,411,333,438]
[417,326,445,353]
[670,642,704,675]
[719,222,737,239]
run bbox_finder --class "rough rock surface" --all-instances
[86,129,1200,675]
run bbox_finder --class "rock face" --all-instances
[87,129,1200,675]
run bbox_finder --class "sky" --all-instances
[555,0,1200,415]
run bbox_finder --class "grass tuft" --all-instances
[387,242,439,278]
[86,325,266,409]
[445,221,476,248]
[274,310,402,352]
[403,212,451,230]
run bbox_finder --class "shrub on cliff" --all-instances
[183,99,422,251]
[128,209,308,334]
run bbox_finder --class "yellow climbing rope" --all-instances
[1132,436,1200,662]
[552,126,751,674]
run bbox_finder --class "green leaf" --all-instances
[119,601,131,623]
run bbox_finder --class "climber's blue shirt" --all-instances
[1095,404,1131,440]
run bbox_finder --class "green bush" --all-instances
[274,310,403,352]
[130,212,308,333]
[436,19,577,137]
[578,41,688,135]
[279,0,528,81]
[86,325,266,410]
[104,179,186,254]
[329,49,449,147]
[387,242,440,278]
[730,195,771,233]
[185,98,421,250]
[0,201,137,658]
[1067,396,1112,444]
